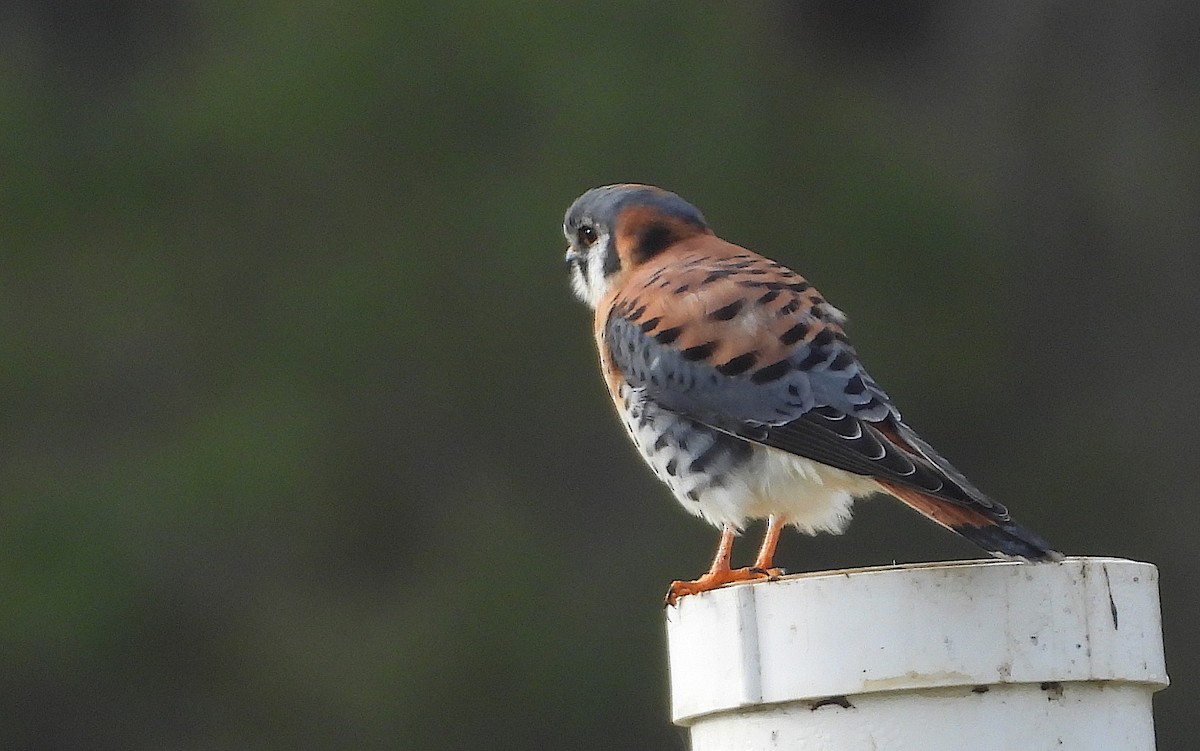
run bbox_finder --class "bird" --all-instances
[563,183,1062,606]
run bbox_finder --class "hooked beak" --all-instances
[564,247,580,266]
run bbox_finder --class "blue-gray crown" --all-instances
[564,184,708,233]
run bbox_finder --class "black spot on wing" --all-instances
[681,342,717,361]
[795,347,830,370]
[830,350,855,370]
[655,327,683,345]
[701,269,737,286]
[780,321,809,345]
[716,352,757,376]
[639,316,662,333]
[811,328,835,348]
[844,374,867,395]
[750,359,792,384]
[708,299,745,321]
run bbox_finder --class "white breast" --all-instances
[736,445,883,535]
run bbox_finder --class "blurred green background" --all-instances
[3,2,1197,748]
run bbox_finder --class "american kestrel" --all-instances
[564,184,1061,605]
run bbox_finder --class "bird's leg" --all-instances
[665,524,775,606]
[751,515,787,578]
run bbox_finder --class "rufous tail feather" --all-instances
[878,480,1063,562]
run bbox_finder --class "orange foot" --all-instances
[665,566,785,607]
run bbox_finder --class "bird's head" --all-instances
[563,184,711,309]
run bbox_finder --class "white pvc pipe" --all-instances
[666,557,1167,750]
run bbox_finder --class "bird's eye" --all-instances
[577,225,598,247]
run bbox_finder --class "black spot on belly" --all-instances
[687,441,722,474]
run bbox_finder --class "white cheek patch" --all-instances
[569,263,591,304]
[572,233,617,309]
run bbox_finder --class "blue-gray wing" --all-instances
[604,265,1003,512]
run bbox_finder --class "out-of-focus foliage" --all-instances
[2,2,1196,748]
